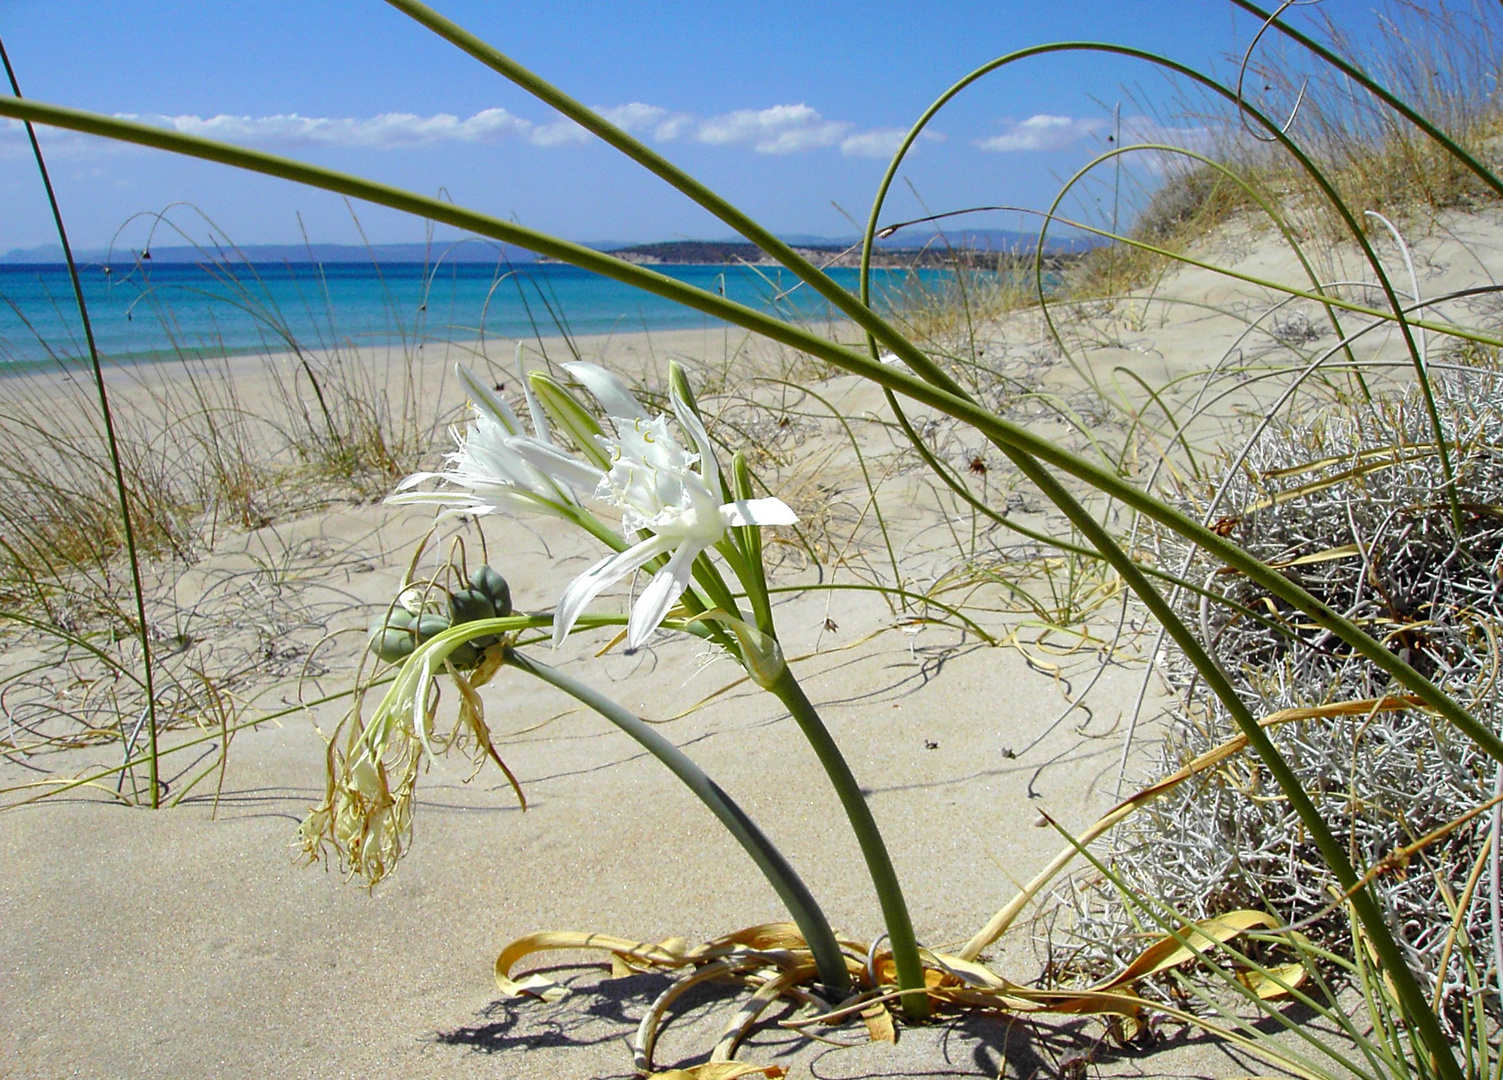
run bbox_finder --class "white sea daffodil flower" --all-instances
[388,361,590,520]
[391,358,796,652]
[549,362,797,651]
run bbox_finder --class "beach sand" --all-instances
[7,215,1499,1078]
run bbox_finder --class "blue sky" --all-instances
[0,2,1444,253]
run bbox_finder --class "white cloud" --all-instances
[839,128,946,159]
[596,102,694,141]
[124,108,544,149]
[695,104,850,154]
[976,114,1106,153]
[528,117,591,147]
[1,102,924,160]
[598,102,666,131]
[840,128,907,159]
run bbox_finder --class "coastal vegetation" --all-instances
[5,1,1503,1077]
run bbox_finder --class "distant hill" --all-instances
[0,239,537,266]
[776,227,1096,254]
[597,227,1096,266]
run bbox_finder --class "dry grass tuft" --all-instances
[1065,366,1503,1024]
[1069,1,1503,301]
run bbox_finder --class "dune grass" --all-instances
[1068,0,1503,301]
[6,0,1503,1074]
[0,215,462,807]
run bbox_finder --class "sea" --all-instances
[0,260,958,370]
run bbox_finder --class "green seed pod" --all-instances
[414,613,451,641]
[469,564,512,616]
[448,587,496,626]
[379,607,419,632]
[370,610,452,663]
[370,626,418,663]
[447,640,482,669]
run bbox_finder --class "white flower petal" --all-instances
[669,378,722,487]
[385,490,474,507]
[433,505,499,521]
[516,346,555,447]
[452,430,540,492]
[626,541,705,650]
[394,470,444,492]
[457,363,524,434]
[505,436,606,491]
[563,361,648,424]
[552,534,673,648]
[720,497,799,527]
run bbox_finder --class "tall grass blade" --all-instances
[0,37,162,807]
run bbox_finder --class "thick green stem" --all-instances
[766,666,929,1019]
[502,648,851,995]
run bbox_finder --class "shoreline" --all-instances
[0,321,870,415]
[0,260,944,373]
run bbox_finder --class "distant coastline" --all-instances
[2,228,1090,269]
[549,240,1080,270]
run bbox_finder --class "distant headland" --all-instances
[552,239,1080,270]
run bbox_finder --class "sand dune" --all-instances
[8,212,1500,1077]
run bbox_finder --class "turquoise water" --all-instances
[0,260,957,368]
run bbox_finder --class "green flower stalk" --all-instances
[387,361,934,1016]
[499,646,852,995]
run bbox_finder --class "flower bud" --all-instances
[528,371,611,469]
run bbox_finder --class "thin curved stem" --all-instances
[4,88,1488,767]
[854,39,1458,526]
[3,89,1486,764]
[0,77,1476,1071]
[0,39,163,807]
